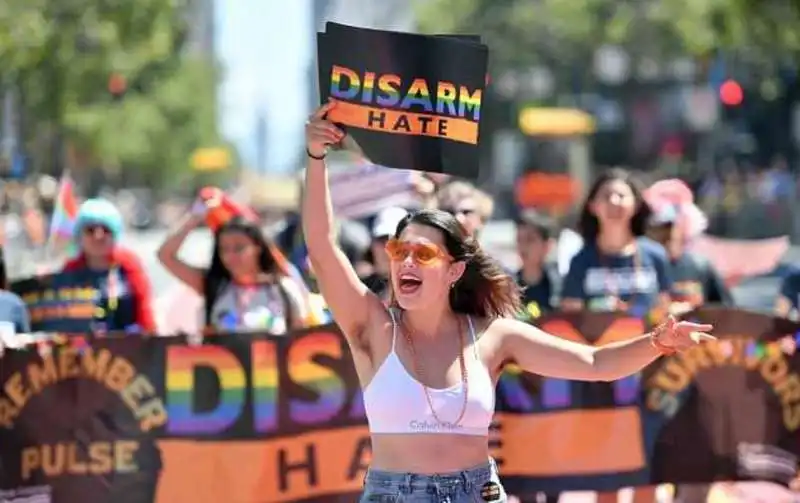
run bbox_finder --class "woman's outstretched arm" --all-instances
[494,316,713,381]
[303,101,383,341]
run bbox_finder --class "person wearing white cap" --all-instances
[372,207,409,240]
[362,207,409,300]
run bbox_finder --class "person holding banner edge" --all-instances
[303,100,714,503]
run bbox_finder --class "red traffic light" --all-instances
[108,73,127,96]
[720,80,743,106]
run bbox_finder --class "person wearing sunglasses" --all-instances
[57,198,156,334]
[434,180,493,237]
[303,100,714,503]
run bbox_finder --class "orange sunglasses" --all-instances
[384,238,450,266]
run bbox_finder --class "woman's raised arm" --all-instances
[157,213,206,294]
[303,101,383,341]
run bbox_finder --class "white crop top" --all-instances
[363,309,495,436]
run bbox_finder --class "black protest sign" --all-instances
[11,273,110,334]
[317,23,488,179]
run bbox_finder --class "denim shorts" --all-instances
[360,459,507,502]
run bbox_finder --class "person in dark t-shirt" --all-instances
[435,180,493,238]
[562,169,672,317]
[563,237,672,317]
[515,210,560,317]
[54,199,156,334]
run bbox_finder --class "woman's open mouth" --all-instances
[398,274,423,294]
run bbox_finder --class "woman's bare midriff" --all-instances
[369,433,490,474]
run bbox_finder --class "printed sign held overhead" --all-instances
[317,23,488,179]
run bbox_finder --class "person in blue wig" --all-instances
[55,198,156,334]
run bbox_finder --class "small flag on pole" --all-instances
[46,171,79,257]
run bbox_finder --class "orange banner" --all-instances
[515,172,580,211]
[156,426,370,503]
[495,408,645,476]
[328,101,479,144]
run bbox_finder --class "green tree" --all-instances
[0,0,227,188]
[414,0,800,78]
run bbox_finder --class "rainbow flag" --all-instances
[46,171,79,256]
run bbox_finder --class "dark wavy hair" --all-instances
[203,216,285,325]
[390,209,520,318]
[577,168,651,243]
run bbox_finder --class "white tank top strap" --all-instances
[387,307,398,352]
[466,315,480,360]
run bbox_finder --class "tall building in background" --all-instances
[300,0,414,168]
[186,0,216,56]
[325,0,414,31]
[185,0,217,149]
[217,2,312,174]
[307,0,333,112]
[255,110,268,173]
[310,0,416,110]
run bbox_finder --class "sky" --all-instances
[215,0,313,173]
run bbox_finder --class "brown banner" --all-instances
[0,307,797,502]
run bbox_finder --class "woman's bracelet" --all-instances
[651,336,676,356]
[306,147,326,160]
[649,321,676,356]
